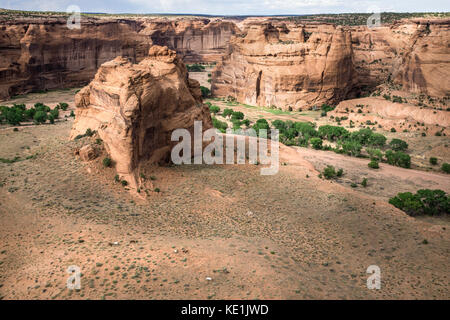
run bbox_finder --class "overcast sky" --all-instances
[2,0,450,15]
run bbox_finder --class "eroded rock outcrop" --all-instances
[211,22,356,110]
[70,46,212,188]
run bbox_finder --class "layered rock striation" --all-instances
[211,22,356,109]
[0,16,237,99]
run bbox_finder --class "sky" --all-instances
[1,0,450,16]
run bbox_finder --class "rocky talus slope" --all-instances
[70,45,212,188]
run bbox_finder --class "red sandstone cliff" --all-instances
[211,22,356,109]
[0,16,237,99]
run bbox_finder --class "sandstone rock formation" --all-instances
[212,19,450,109]
[211,22,356,110]
[70,46,212,188]
[350,18,450,97]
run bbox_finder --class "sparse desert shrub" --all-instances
[442,163,450,174]
[154,188,160,193]
[361,178,368,187]
[103,157,112,167]
[85,128,94,137]
[390,128,396,132]
[430,157,438,165]
[322,165,336,179]
[114,175,120,182]
[121,180,128,186]
[337,168,344,177]
[368,160,380,169]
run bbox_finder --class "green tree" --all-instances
[389,138,408,151]
[33,111,47,124]
[310,137,323,150]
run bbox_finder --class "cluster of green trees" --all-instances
[0,102,67,125]
[389,189,449,216]
[200,86,211,98]
[267,119,413,169]
[186,64,206,72]
[209,105,252,132]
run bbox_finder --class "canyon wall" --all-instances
[141,19,238,62]
[211,22,356,109]
[350,18,450,97]
[213,18,450,109]
[0,16,237,99]
[1,14,448,105]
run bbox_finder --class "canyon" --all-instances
[0,10,449,301]
[0,15,236,99]
[1,13,449,108]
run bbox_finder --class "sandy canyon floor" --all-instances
[0,90,449,300]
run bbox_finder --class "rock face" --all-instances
[211,22,356,109]
[70,46,212,187]
[0,15,237,99]
[0,18,152,100]
[212,19,450,109]
[141,19,239,63]
[350,18,450,97]
[394,19,450,97]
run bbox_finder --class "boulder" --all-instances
[79,145,97,162]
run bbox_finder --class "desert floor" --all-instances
[0,90,449,300]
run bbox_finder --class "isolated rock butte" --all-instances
[70,46,212,188]
[211,23,356,110]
